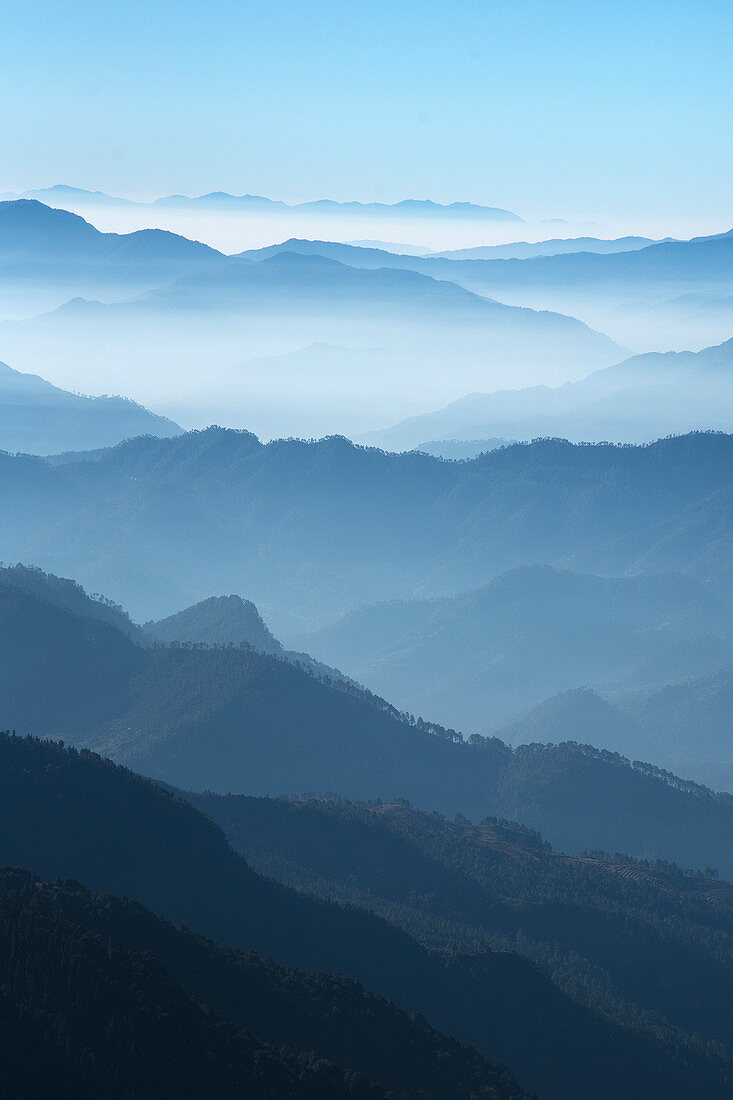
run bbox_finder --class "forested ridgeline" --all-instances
[3,574,733,880]
[0,732,729,1099]
[190,791,733,1063]
[1,428,732,630]
[0,867,533,1100]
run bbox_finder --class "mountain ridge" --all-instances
[359,338,733,449]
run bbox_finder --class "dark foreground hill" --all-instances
[0,867,531,1100]
[0,732,729,1100]
[0,869,386,1099]
[1,429,733,633]
[190,790,733,1074]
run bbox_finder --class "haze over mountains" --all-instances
[5,200,733,444]
[0,186,531,255]
[239,234,733,351]
[1,185,524,222]
[297,565,733,732]
[8,0,733,1088]
[361,338,733,450]
[1,427,730,633]
[4,175,733,1096]
[0,358,180,454]
[0,199,224,318]
[0,202,625,436]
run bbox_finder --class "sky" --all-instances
[2,1,733,234]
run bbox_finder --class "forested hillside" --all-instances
[0,732,728,1100]
[0,866,534,1100]
[145,593,282,652]
[191,790,733,1071]
[2,572,733,877]
[1,429,732,632]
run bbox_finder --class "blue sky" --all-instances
[3,0,732,227]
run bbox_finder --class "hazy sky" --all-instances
[3,1,732,230]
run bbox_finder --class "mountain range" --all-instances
[6,730,733,1098]
[1,185,524,221]
[2,563,733,877]
[0,358,180,454]
[237,235,733,350]
[296,565,732,734]
[431,235,670,260]
[359,337,733,449]
[0,232,624,426]
[0,428,731,634]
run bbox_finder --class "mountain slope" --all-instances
[0,199,225,318]
[297,565,731,731]
[4,574,733,880]
[2,731,715,1100]
[496,669,733,791]
[0,868,395,1099]
[361,337,733,450]
[1,429,732,633]
[0,740,537,1100]
[190,790,733,1072]
[0,562,144,640]
[0,358,181,454]
[144,594,282,653]
[0,199,223,267]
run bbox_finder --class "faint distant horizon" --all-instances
[2,182,730,254]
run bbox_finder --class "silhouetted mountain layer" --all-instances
[190,790,733,1077]
[0,249,622,373]
[0,199,222,274]
[0,199,226,318]
[0,562,144,641]
[0,868,395,1099]
[431,235,668,260]
[3,187,523,222]
[297,565,732,731]
[236,235,733,350]
[496,666,733,794]
[0,737,538,1100]
[6,731,721,1100]
[361,338,733,450]
[0,358,181,454]
[1,429,731,633]
[4,573,733,880]
[243,232,733,294]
